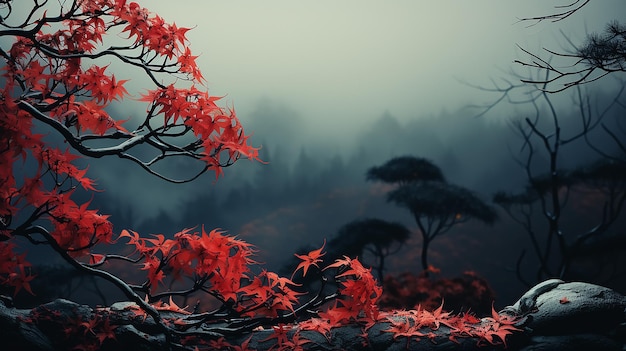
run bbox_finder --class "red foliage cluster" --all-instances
[18,303,119,351]
[11,238,521,350]
[0,0,258,295]
[0,242,34,295]
[381,303,521,348]
[379,268,496,316]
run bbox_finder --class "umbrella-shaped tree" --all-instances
[328,218,410,282]
[368,156,497,275]
[366,155,445,185]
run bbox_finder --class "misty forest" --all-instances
[1,0,626,350]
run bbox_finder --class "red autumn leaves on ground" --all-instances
[1,0,521,349]
[92,237,520,350]
[12,235,521,350]
[380,269,497,316]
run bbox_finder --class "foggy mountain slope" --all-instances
[90,88,622,243]
[71,82,625,307]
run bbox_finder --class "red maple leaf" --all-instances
[89,253,106,265]
[152,296,191,315]
[260,324,292,346]
[419,300,453,330]
[292,239,325,278]
[145,233,176,256]
[7,263,35,296]
[278,332,311,351]
[298,317,333,341]
[477,304,523,347]
[94,317,117,344]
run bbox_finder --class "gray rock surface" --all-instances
[1,280,624,350]
[502,280,626,350]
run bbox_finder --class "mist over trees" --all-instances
[76,81,625,305]
[3,1,626,349]
[367,156,498,275]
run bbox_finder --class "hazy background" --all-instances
[102,0,625,218]
[17,1,626,306]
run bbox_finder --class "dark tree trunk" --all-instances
[421,236,430,276]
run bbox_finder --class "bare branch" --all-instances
[515,20,626,92]
[517,0,590,25]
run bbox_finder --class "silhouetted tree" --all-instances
[366,156,445,185]
[473,3,626,290]
[328,218,410,282]
[293,147,319,190]
[491,83,626,287]
[284,219,409,292]
[368,156,497,275]
[516,1,626,92]
[390,181,498,274]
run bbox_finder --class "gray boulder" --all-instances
[502,279,626,350]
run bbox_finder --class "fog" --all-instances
[13,1,626,305]
[139,1,618,133]
[88,88,624,305]
[87,0,625,216]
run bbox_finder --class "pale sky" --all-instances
[80,0,623,221]
[136,1,624,139]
